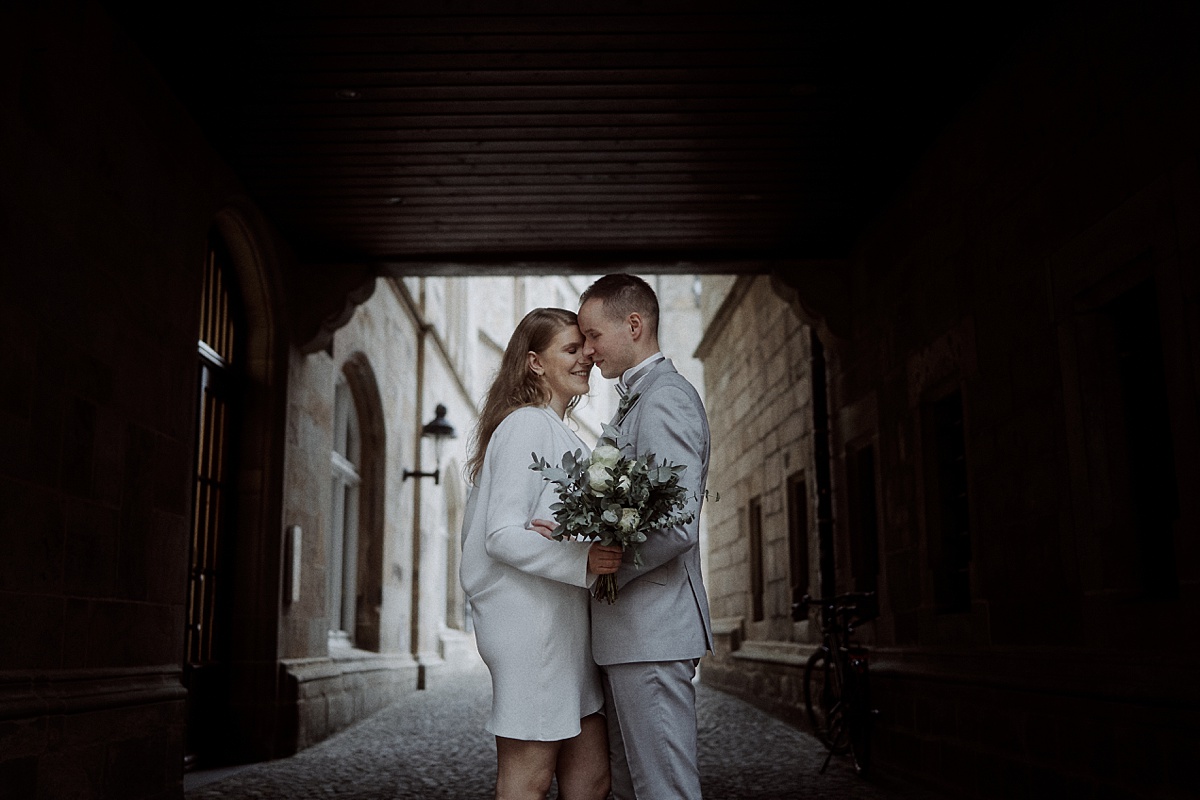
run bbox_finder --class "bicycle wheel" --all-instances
[803,648,851,754]
[846,657,872,775]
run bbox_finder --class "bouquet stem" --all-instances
[593,574,618,604]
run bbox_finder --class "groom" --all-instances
[577,274,714,799]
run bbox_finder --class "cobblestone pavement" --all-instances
[186,662,947,800]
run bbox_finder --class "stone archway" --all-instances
[199,202,289,763]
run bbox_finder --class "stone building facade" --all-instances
[0,4,684,789]
[694,5,1200,798]
[4,1,1198,799]
[697,276,822,681]
[275,272,617,755]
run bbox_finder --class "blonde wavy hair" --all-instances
[466,307,583,484]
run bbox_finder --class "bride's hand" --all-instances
[530,518,558,539]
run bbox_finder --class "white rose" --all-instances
[618,508,641,533]
[587,463,613,494]
[590,444,621,468]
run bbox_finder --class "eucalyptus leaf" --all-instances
[530,440,718,601]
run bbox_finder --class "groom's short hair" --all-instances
[580,274,659,338]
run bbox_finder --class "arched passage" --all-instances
[186,203,288,766]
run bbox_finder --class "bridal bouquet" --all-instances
[530,423,702,604]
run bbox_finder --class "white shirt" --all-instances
[617,351,665,397]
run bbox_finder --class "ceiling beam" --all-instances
[358,253,841,276]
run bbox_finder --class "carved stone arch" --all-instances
[204,199,289,760]
[767,261,853,347]
[212,199,286,379]
[339,351,387,652]
[293,264,379,355]
[212,195,378,356]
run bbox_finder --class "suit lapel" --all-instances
[610,359,677,431]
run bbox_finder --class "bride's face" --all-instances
[531,325,593,407]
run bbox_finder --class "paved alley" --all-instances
[185,661,946,800]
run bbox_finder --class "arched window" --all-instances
[331,355,386,652]
[186,230,244,765]
[329,377,362,645]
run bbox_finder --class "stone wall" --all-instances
[0,4,263,797]
[698,3,1200,797]
[275,280,422,752]
[697,276,817,644]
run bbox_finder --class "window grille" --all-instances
[187,234,241,666]
[748,497,765,622]
[329,378,361,643]
[1099,280,1179,598]
[923,390,971,613]
[786,472,810,609]
[847,444,880,595]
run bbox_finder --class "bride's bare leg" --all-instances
[495,736,559,800]
[554,713,611,800]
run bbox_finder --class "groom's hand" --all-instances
[588,544,623,575]
[530,518,558,539]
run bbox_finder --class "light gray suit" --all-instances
[592,358,714,799]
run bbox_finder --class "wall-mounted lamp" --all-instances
[403,403,457,484]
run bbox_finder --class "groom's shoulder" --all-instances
[648,369,702,400]
[643,373,706,420]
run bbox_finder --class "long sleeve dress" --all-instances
[459,405,603,741]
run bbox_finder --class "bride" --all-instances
[460,307,622,800]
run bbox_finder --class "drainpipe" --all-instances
[410,285,429,688]
[811,331,836,599]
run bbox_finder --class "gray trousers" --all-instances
[601,660,702,800]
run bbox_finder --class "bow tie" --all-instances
[616,357,662,398]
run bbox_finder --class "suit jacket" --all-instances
[591,358,715,666]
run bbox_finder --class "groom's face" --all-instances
[578,298,633,380]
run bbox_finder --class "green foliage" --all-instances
[530,427,711,602]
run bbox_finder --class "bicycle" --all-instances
[793,590,879,775]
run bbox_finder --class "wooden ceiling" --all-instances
[110,0,1044,275]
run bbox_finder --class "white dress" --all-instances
[459,405,603,741]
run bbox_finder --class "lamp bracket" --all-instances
[403,467,441,484]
